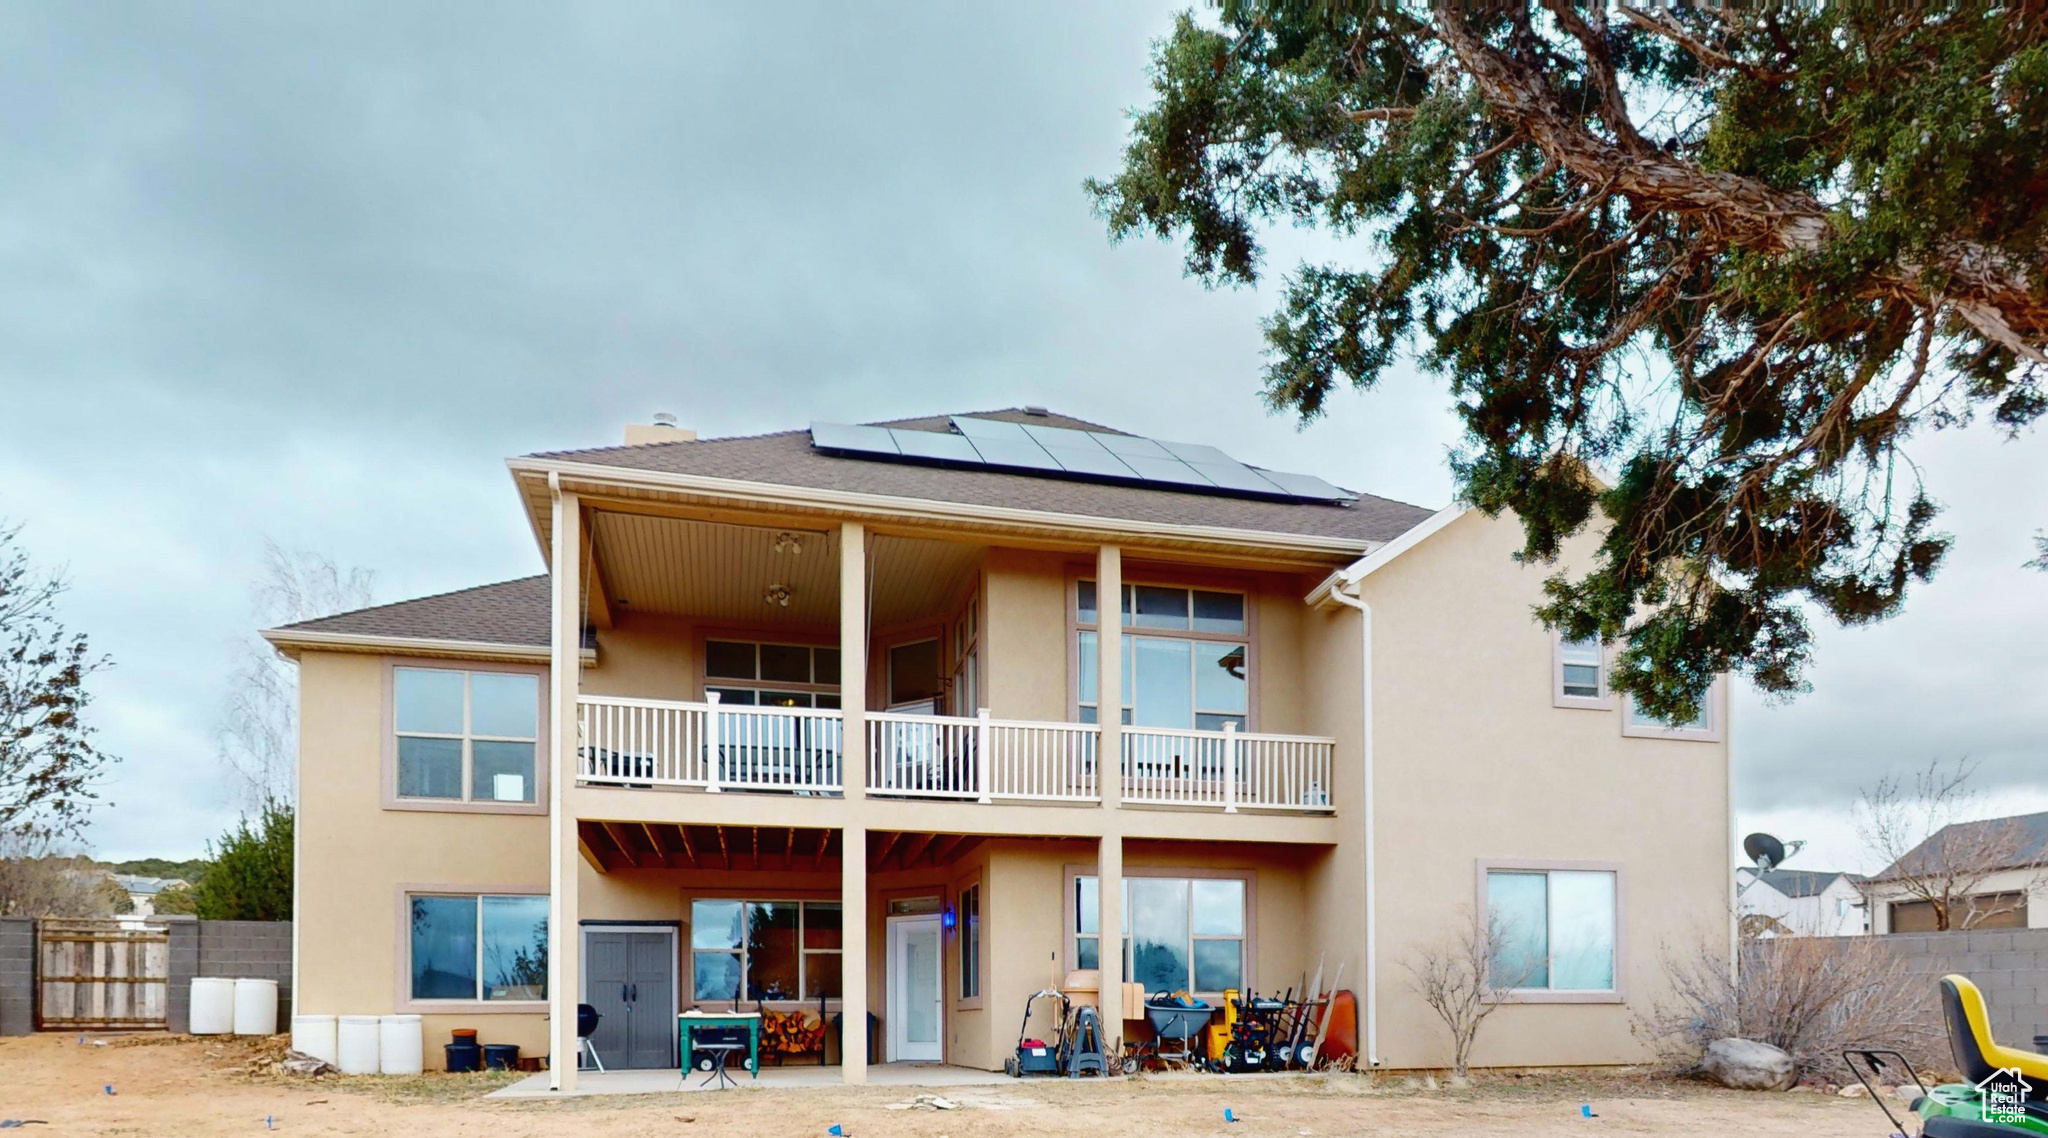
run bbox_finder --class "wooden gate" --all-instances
[36,919,170,1031]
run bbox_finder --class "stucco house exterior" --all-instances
[264,408,1732,1086]
[1736,869,1867,937]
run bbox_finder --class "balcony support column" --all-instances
[546,479,582,1092]
[840,823,869,1084]
[841,522,867,801]
[1094,544,1124,1039]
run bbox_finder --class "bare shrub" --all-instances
[1640,931,1946,1081]
[1403,906,1534,1078]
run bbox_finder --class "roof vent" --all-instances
[623,414,696,446]
[1023,406,1049,416]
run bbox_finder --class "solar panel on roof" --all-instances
[809,421,899,455]
[1188,461,1288,495]
[810,417,1356,504]
[1093,433,1175,459]
[966,435,1063,472]
[889,428,983,463]
[1254,469,1352,501]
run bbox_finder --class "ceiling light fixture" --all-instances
[773,532,803,555]
[765,584,793,608]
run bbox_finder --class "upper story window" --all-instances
[705,639,841,709]
[887,638,942,713]
[1075,582,1248,730]
[1552,635,1611,709]
[1621,680,1721,741]
[950,596,981,716]
[394,667,539,803]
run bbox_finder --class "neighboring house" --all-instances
[1865,811,2048,934]
[1737,869,1867,937]
[110,874,190,917]
[263,408,1731,1086]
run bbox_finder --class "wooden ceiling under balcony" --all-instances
[587,512,984,628]
[576,822,988,875]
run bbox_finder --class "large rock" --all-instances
[1701,1038,1797,1091]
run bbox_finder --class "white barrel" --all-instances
[336,1015,381,1075]
[232,978,280,1036]
[291,1014,337,1065]
[377,1014,423,1075]
[189,978,235,1035]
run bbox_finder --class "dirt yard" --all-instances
[0,1033,1900,1138]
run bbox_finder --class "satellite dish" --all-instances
[1743,832,1786,871]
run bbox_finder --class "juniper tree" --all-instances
[1091,3,2048,720]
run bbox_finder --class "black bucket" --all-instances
[444,1043,482,1073]
[482,1043,522,1071]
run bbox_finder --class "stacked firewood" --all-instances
[761,1009,828,1059]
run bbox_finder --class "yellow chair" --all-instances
[1939,974,2048,1106]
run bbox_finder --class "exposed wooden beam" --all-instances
[925,833,963,867]
[577,831,610,874]
[677,825,698,868]
[784,827,796,871]
[601,822,640,868]
[751,826,763,871]
[642,824,669,867]
[947,835,987,865]
[896,832,935,872]
[873,831,904,870]
[812,828,828,872]
[717,825,731,870]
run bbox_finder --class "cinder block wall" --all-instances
[166,919,295,1034]
[0,918,33,1036]
[1776,928,2048,1045]
[1883,927,2048,1040]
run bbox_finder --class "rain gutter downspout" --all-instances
[1323,577,1378,1068]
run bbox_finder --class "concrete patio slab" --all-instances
[487,1062,1011,1098]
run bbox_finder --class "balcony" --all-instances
[578,695,1333,813]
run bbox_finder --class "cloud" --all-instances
[0,1,2039,859]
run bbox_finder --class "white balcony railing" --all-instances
[868,710,1100,803]
[579,694,843,794]
[1121,724,1334,812]
[581,695,1325,813]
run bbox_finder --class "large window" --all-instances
[1076,582,1248,730]
[1072,874,1246,995]
[950,596,981,716]
[958,883,982,1000]
[1484,869,1617,992]
[704,640,841,709]
[690,899,842,1003]
[887,639,942,712]
[408,893,547,1002]
[394,668,539,803]
[1621,684,1720,740]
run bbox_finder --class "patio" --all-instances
[487,1062,1012,1098]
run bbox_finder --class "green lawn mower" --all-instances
[1846,974,2048,1137]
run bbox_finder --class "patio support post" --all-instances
[1095,545,1126,1040]
[841,823,869,1084]
[841,521,867,801]
[1095,544,1121,808]
[1097,833,1124,1039]
[546,479,582,1092]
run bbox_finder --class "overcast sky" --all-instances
[1,2,2043,867]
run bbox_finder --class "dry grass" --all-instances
[0,1030,1906,1138]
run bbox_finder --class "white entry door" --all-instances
[887,915,944,1062]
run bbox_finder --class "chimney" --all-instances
[623,412,696,446]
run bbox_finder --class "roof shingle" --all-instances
[524,407,1436,545]
[270,576,564,648]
